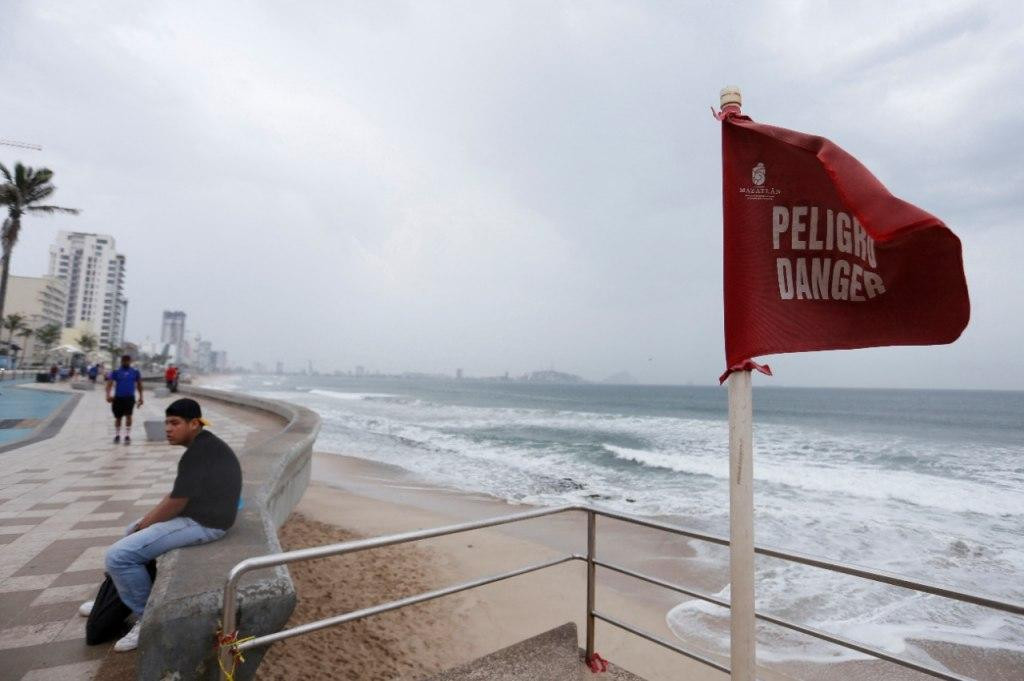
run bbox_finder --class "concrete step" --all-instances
[425,622,647,681]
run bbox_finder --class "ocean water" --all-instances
[211,375,1024,670]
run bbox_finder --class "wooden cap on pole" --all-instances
[720,86,741,108]
[720,86,742,115]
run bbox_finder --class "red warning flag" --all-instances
[720,111,969,381]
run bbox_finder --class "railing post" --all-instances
[219,574,240,681]
[586,508,596,658]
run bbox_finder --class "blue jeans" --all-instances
[105,516,226,615]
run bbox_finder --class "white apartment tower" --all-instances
[48,231,128,348]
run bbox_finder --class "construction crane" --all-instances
[0,139,43,151]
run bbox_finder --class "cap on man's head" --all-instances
[165,398,211,426]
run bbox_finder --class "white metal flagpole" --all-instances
[728,368,756,679]
[721,85,757,681]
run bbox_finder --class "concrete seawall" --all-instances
[137,385,320,681]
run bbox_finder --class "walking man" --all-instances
[106,354,143,444]
[80,398,242,651]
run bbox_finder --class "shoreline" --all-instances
[256,452,730,680]
[192,378,1024,680]
[257,450,1023,681]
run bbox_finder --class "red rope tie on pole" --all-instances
[215,624,256,681]
[586,652,609,673]
[718,359,772,385]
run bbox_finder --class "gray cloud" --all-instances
[3,0,1021,388]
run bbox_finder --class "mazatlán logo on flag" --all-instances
[752,162,765,186]
[739,162,779,201]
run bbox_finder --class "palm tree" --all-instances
[101,344,123,368]
[76,332,98,353]
[76,332,98,370]
[2,313,29,365]
[34,322,61,361]
[0,162,80,321]
[16,325,34,367]
[3,313,27,343]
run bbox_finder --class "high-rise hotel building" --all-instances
[48,231,127,348]
[161,310,186,346]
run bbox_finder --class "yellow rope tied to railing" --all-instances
[215,623,256,681]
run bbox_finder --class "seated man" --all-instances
[80,398,242,651]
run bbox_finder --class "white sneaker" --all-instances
[113,620,141,652]
[78,600,94,617]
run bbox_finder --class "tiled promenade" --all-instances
[0,383,282,680]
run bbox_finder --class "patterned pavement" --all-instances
[0,383,282,680]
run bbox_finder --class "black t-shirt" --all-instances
[170,430,242,530]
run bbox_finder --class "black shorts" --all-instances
[111,397,136,418]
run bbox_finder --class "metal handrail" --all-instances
[220,504,576,662]
[219,505,1023,680]
[240,555,577,650]
[594,559,977,681]
[592,507,1024,616]
[592,609,730,674]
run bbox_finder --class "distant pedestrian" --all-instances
[88,364,99,383]
[49,364,58,382]
[78,398,241,652]
[106,355,144,445]
[164,364,179,393]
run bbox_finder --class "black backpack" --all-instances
[85,560,157,645]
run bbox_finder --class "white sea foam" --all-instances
[666,587,1024,664]
[297,393,1022,519]
[308,389,400,401]
[199,380,241,391]
[246,382,1024,667]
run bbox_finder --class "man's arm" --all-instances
[136,374,144,405]
[105,376,114,403]
[133,494,187,532]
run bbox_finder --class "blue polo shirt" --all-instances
[109,367,141,398]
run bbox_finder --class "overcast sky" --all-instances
[2,1,1022,388]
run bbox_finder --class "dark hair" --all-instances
[121,355,131,361]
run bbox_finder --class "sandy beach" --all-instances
[255,453,730,681]
[253,450,1023,681]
